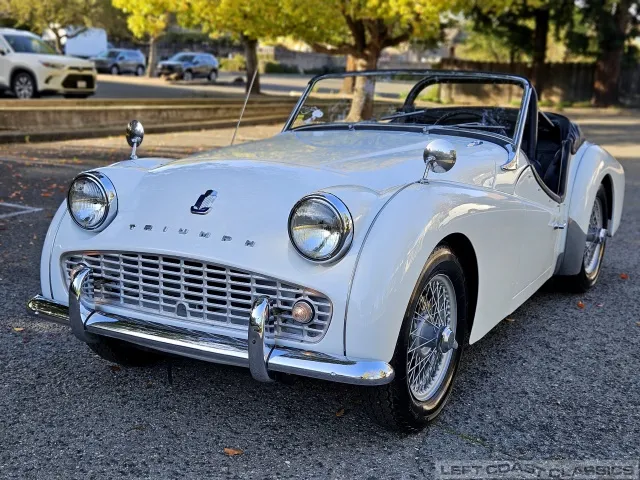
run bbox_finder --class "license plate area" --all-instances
[77,80,87,88]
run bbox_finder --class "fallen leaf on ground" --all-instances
[41,192,53,197]
[636,322,640,327]
[620,273,629,280]
[505,317,515,323]
[577,301,585,309]
[223,447,243,456]
[336,408,345,417]
[596,303,604,307]
[12,327,24,332]
[109,365,121,372]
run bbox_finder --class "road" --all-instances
[0,114,638,479]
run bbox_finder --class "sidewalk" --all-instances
[0,124,284,166]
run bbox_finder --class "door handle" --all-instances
[552,221,567,230]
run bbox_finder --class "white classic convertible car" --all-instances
[28,71,624,431]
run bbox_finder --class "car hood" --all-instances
[152,129,502,192]
[158,61,184,67]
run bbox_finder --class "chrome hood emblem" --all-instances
[190,189,218,215]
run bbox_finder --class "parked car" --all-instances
[92,49,146,76]
[0,28,96,99]
[157,52,218,82]
[28,70,625,431]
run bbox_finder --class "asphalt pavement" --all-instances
[0,115,638,479]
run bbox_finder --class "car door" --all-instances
[192,55,203,77]
[495,152,561,300]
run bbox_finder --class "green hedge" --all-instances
[219,54,246,72]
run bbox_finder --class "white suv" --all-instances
[0,28,97,99]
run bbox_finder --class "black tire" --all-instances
[12,71,37,99]
[183,70,193,81]
[364,245,468,432]
[208,69,218,82]
[135,65,145,76]
[88,337,160,367]
[110,65,119,75]
[562,184,609,293]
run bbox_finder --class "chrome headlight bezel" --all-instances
[288,192,354,263]
[67,171,118,232]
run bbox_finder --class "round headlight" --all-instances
[288,193,353,262]
[67,172,117,231]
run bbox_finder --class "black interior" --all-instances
[521,90,584,199]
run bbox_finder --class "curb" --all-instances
[0,114,290,144]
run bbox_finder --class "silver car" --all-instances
[92,49,146,76]
[157,52,219,82]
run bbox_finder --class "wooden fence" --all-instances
[438,59,640,105]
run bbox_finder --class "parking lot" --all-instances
[0,113,638,479]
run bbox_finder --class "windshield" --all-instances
[4,34,58,55]
[288,72,528,141]
[170,54,195,62]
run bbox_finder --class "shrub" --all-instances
[220,54,246,72]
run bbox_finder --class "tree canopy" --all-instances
[281,0,449,69]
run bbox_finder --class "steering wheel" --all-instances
[433,110,491,125]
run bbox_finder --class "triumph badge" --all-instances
[191,189,218,215]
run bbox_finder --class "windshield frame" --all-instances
[283,69,533,156]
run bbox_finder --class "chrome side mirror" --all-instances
[421,139,456,183]
[126,120,144,160]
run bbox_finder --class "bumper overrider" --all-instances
[27,265,394,385]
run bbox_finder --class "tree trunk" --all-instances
[592,0,631,107]
[147,37,158,77]
[51,29,64,54]
[242,35,261,95]
[340,54,356,94]
[592,50,624,107]
[346,53,379,122]
[531,8,550,99]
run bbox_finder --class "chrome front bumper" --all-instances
[27,265,394,386]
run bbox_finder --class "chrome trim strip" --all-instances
[342,181,418,356]
[248,297,275,382]
[26,293,394,386]
[282,79,314,132]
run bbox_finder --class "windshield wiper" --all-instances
[379,110,427,121]
[439,122,507,130]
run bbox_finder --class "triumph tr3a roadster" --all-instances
[28,71,625,431]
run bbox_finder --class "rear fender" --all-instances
[558,144,625,275]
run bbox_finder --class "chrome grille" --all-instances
[63,252,332,343]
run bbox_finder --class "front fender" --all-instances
[558,144,625,275]
[344,181,528,362]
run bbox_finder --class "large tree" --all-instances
[112,0,173,77]
[4,0,126,52]
[176,0,283,94]
[463,0,574,98]
[283,0,446,72]
[281,0,448,119]
[576,0,637,106]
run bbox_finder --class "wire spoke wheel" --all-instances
[583,196,604,275]
[407,273,457,402]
